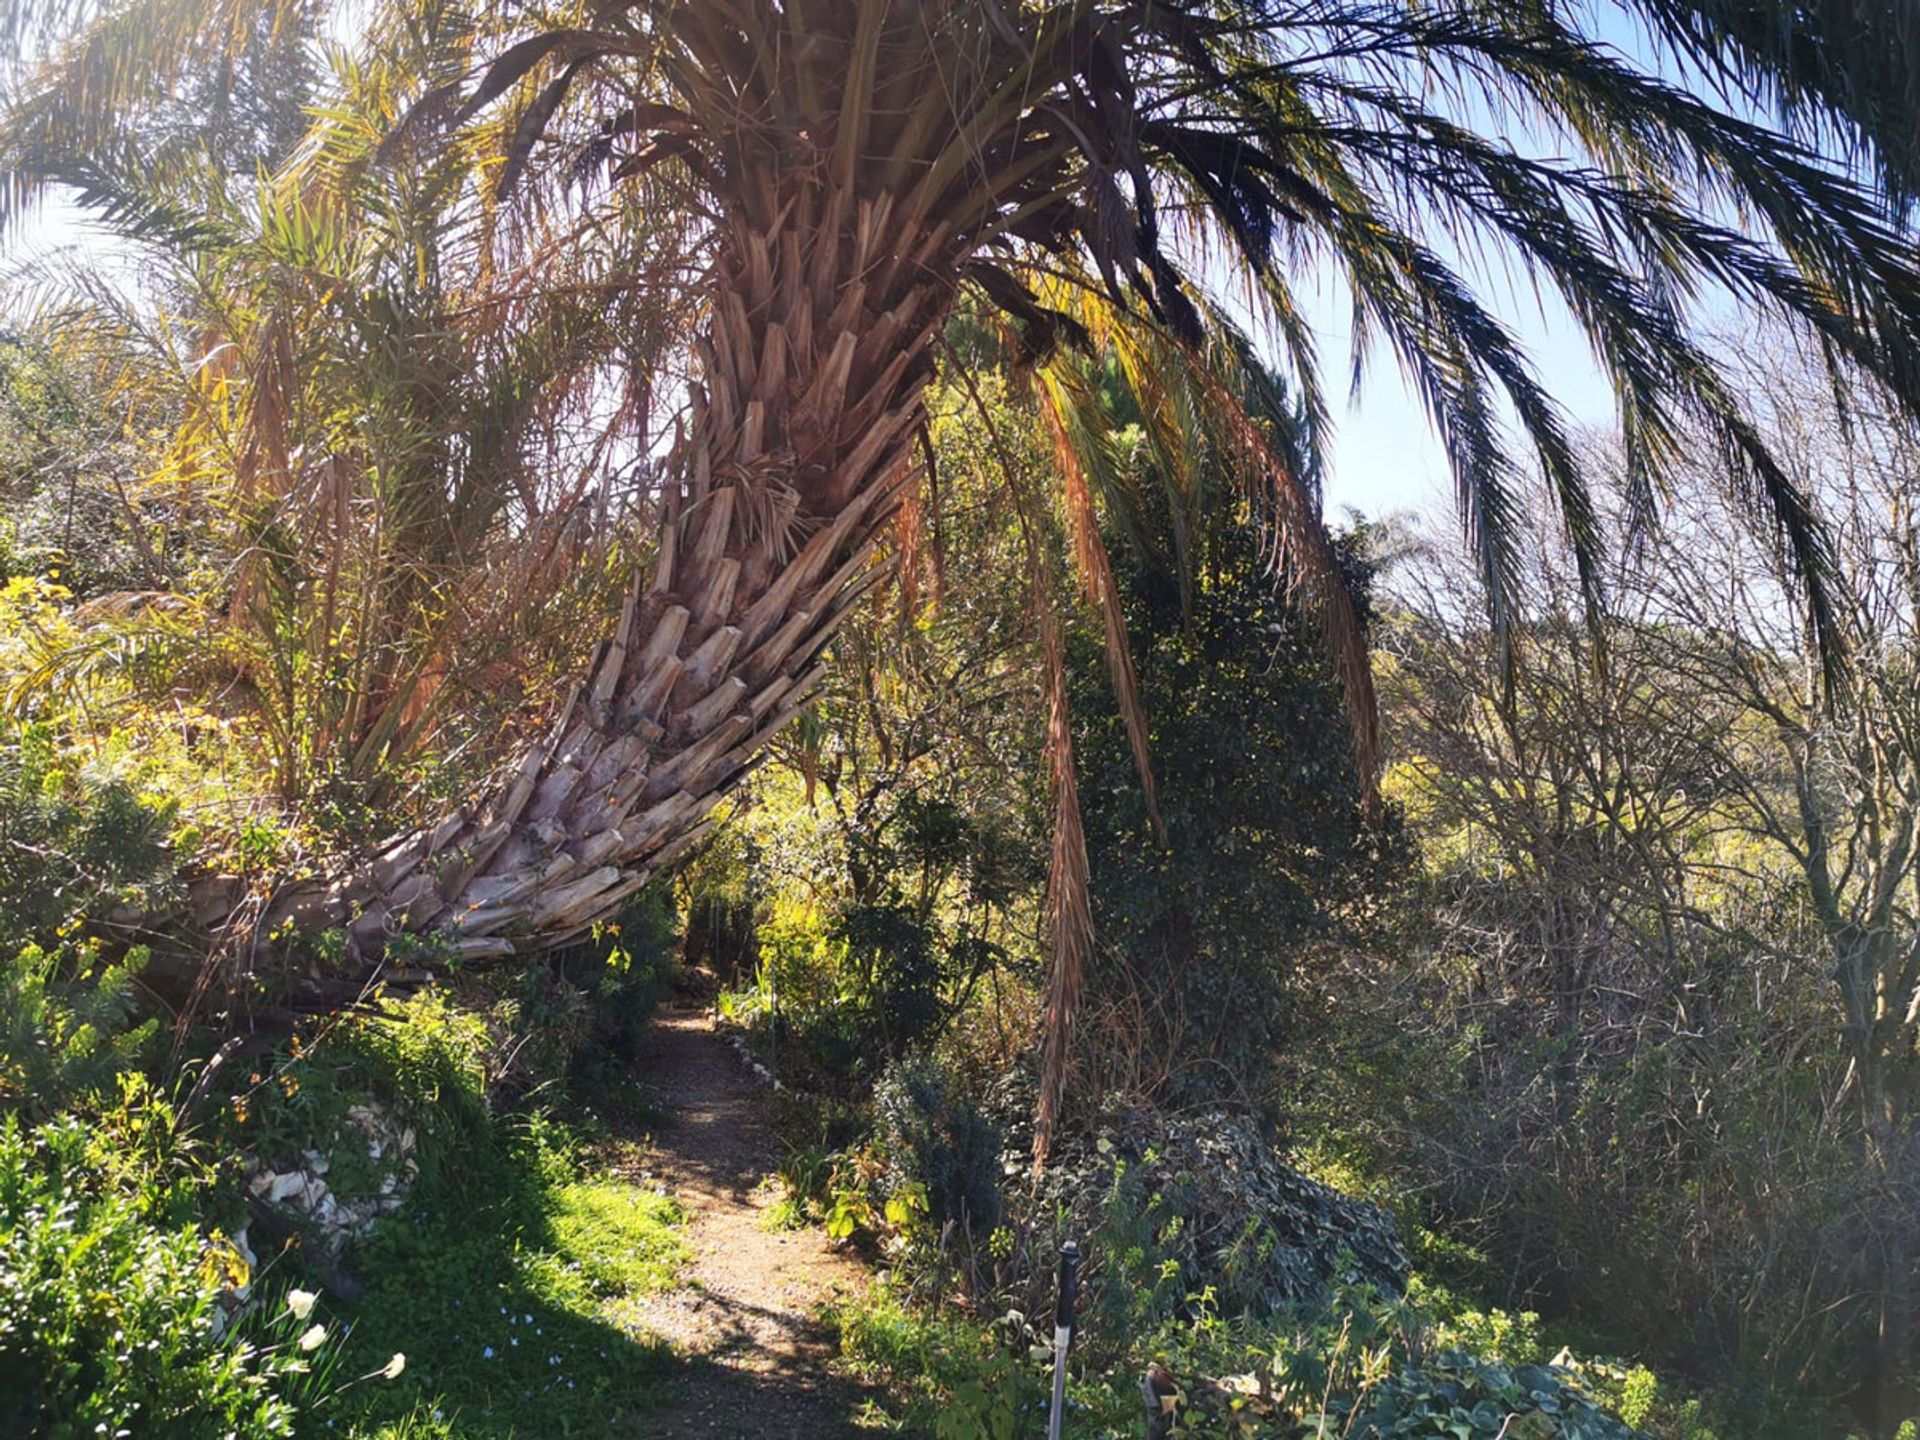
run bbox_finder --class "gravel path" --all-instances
[626,1010,876,1438]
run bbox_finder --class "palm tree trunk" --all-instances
[279,190,957,968]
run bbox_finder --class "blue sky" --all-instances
[1303,265,1615,524]
[1301,2,1673,524]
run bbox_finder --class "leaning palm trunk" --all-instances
[108,0,1920,1172]
[279,192,958,965]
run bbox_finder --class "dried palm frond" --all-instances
[1036,365,1163,841]
[1032,600,1093,1175]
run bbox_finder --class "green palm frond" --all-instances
[15,0,1920,690]
[1632,0,1920,207]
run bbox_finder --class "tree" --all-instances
[10,0,1920,1148]
[1063,355,1390,1117]
[3,0,700,819]
[1367,338,1920,1424]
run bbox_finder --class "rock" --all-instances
[231,1223,257,1274]
[243,1097,421,1254]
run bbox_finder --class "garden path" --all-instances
[620,1009,876,1437]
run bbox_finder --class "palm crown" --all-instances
[439,0,1920,636]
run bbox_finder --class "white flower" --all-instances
[285,1289,318,1322]
[298,1324,327,1353]
[381,1353,406,1380]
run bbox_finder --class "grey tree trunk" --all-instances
[262,189,958,973]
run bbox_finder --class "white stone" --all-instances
[268,1171,305,1204]
[301,1149,329,1175]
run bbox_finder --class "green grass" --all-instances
[827,1287,1049,1437]
[322,1122,689,1438]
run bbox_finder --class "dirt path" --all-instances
[624,1009,875,1438]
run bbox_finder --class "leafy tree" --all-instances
[1069,367,1392,1114]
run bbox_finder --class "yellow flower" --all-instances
[298,1324,327,1352]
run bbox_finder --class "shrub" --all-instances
[0,939,158,1120]
[239,988,494,1213]
[1336,1350,1648,1439]
[580,890,679,1064]
[875,1055,1004,1240]
[0,1098,308,1439]
[1015,1098,1408,1335]
[0,717,181,945]
[830,1287,1047,1440]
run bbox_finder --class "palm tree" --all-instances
[3,0,703,812]
[11,0,1920,1147]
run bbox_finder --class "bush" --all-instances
[875,1055,1004,1240]
[1017,1098,1408,1334]
[0,718,181,946]
[830,1286,1048,1440]
[1336,1350,1647,1440]
[0,1096,306,1439]
[833,1272,1661,1440]
[0,938,158,1120]
[238,988,495,1218]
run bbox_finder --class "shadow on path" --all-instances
[626,1011,876,1438]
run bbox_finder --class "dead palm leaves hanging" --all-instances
[1032,598,1093,1174]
